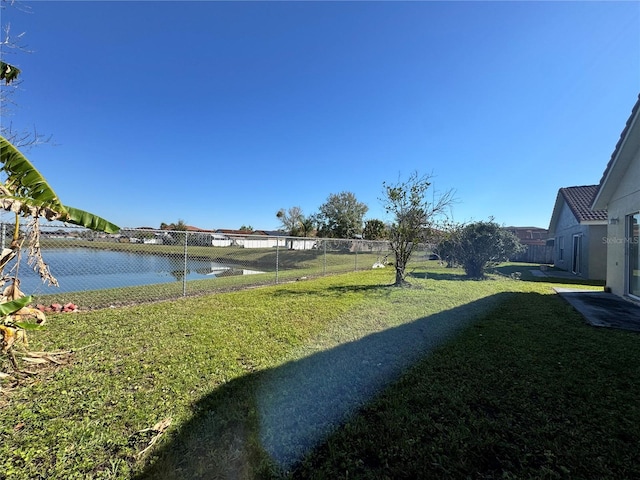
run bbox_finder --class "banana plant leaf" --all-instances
[0,296,32,317]
[14,321,45,331]
[1,61,21,85]
[0,135,65,211]
[62,205,120,234]
[0,136,120,234]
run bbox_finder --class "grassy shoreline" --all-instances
[3,263,634,479]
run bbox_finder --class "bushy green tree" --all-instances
[363,219,387,240]
[433,222,463,267]
[316,192,368,239]
[455,220,525,279]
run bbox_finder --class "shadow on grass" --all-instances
[288,292,640,480]
[408,271,469,281]
[269,284,392,299]
[326,284,397,294]
[133,292,515,479]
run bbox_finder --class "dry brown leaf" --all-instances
[2,279,25,302]
[13,307,47,325]
[28,350,70,355]
[135,417,172,459]
[21,357,48,364]
[151,417,172,433]
[0,325,17,354]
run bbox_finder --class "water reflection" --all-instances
[12,248,264,294]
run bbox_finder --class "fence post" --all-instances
[275,240,280,284]
[182,231,188,296]
[354,240,358,271]
[323,240,327,275]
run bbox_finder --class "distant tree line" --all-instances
[157,175,523,286]
[273,175,523,285]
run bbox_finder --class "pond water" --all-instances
[9,248,262,295]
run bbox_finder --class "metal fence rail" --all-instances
[0,225,430,310]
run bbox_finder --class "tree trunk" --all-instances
[394,257,411,286]
[394,265,405,286]
[392,240,413,286]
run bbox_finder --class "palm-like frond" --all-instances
[62,206,119,234]
[0,61,21,85]
[0,135,120,233]
[0,135,65,211]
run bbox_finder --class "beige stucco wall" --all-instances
[605,145,640,296]
[588,224,607,281]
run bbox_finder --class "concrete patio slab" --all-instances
[554,287,640,332]
[530,269,583,279]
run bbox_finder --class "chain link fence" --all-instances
[0,224,431,310]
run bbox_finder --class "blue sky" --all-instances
[2,1,639,232]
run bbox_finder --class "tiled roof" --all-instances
[215,229,268,235]
[560,185,608,222]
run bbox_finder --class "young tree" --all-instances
[455,219,525,279]
[316,191,368,239]
[381,172,455,286]
[276,206,303,235]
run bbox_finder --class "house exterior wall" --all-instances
[209,236,315,250]
[235,237,278,249]
[552,201,606,280]
[211,237,232,247]
[587,224,607,281]
[553,201,581,271]
[604,145,640,296]
[286,238,317,250]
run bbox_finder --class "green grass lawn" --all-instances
[2,263,637,479]
[289,283,640,479]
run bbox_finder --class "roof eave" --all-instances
[580,220,608,226]
[547,191,564,235]
[592,94,640,211]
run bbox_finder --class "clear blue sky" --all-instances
[2,1,639,231]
